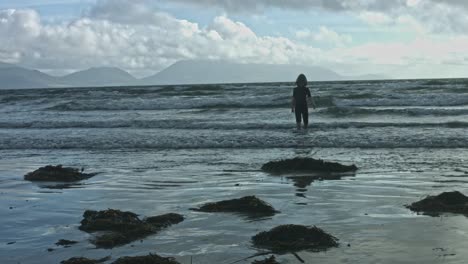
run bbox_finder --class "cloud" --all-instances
[169,0,468,34]
[296,27,352,47]
[168,0,408,12]
[169,0,468,13]
[0,1,323,76]
[1,0,468,79]
[358,11,392,26]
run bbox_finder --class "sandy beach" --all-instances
[2,147,468,263]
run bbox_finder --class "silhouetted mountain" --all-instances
[141,60,347,85]
[347,73,388,81]
[0,64,137,89]
[0,60,387,89]
[0,63,61,89]
[62,67,137,87]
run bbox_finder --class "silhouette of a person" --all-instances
[291,74,316,129]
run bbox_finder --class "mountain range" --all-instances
[0,60,387,89]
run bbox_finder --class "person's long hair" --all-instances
[296,74,307,88]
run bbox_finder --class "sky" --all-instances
[1,0,468,78]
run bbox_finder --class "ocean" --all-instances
[1,79,468,263]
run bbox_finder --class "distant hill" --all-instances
[0,63,61,89]
[0,60,387,89]
[62,67,137,87]
[0,64,138,89]
[141,60,347,85]
[346,73,388,81]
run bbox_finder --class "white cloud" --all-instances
[354,1,468,34]
[168,0,468,35]
[0,1,324,76]
[1,0,468,78]
[296,27,352,47]
[358,11,392,26]
[167,0,406,12]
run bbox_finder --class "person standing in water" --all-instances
[291,74,316,129]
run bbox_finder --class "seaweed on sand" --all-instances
[79,209,184,248]
[261,158,357,173]
[252,256,280,264]
[24,165,96,182]
[111,253,180,264]
[191,196,279,217]
[406,191,468,216]
[55,239,78,247]
[252,225,339,253]
[145,213,185,228]
[61,256,110,264]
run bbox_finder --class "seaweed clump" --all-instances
[252,225,339,253]
[112,253,180,264]
[79,209,184,248]
[406,191,468,216]
[261,158,357,173]
[145,213,185,228]
[24,165,96,182]
[252,256,280,264]
[192,196,278,217]
[61,257,110,264]
[55,239,78,247]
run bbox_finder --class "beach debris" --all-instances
[111,253,180,264]
[24,165,96,182]
[252,256,280,264]
[55,239,78,247]
[252,225,339,253]
[61,256,110,264]
[191,196,278,217]
[261,157,357,173]
[79,209,184,248]
[145,213,185,228]
[406,191,468,216]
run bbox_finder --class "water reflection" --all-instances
[38,182,86,189]
[287,172,356,199]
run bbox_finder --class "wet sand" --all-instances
[1,148,468,263]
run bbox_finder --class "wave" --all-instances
[42,92,468,112]
[336,93,468,107]
[1,120,468,130]
[1,130,467,150]
[320,107,468,117]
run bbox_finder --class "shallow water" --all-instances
[2,148,468,264]
[1,79,468,263]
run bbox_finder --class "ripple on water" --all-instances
[1,148,468,263]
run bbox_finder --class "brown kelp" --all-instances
[252,225,339,253]
[406,191,468,216]
[79,209,184,248]
[111,253,180,264]
[192,196,278,217]
[24,165,96,182]
[252,256,280,264]
[261,157,357,173]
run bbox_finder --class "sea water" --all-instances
[1,79,468,263]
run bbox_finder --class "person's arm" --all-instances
[309,96,317,109]
[291,97,296,112]
[306,88,316,109]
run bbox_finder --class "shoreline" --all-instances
[2,147,468,263]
